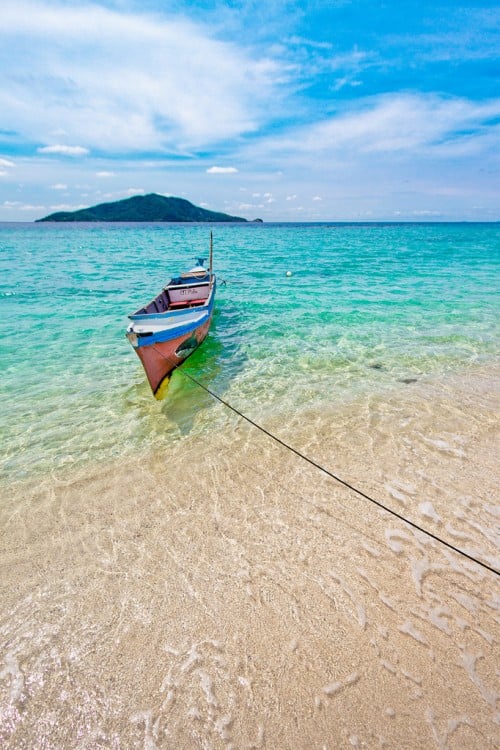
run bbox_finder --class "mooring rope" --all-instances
[179,369,499,578]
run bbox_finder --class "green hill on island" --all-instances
[36,193,248,223]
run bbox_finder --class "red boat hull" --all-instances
[134,316,212,398]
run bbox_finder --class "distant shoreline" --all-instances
[1,220,499,227]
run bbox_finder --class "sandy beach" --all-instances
[1,365,498,748]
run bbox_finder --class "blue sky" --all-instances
[1,0,499,221]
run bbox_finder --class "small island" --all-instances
[36,193,248,223]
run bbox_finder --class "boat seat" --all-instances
[169,298,207,309]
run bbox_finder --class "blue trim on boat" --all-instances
[134,312,211,348]
[130,308,202,322]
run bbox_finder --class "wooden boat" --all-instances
[126,235,216,399]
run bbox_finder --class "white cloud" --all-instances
[206,166,239,174]
[238,202,263,211]
[332,76,362,92]
[38,145,89,156]
[329,49,372,72]
[244,93,500,164]
[51,183,67,190]
[0,2,280,154]
[0,158,15,177]
[49,203,86,211]
[288,35,333,51]
[312,94,494,154]
[124,188,145,196]
[96,171,115,178]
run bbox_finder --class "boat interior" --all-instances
[135,281,211,315]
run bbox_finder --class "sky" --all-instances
[0,0,499,222]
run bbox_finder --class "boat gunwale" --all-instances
[128,314,212,347]
[128,277,216,321]
[166,279,211,290]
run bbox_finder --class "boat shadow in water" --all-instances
[158,303,248,436]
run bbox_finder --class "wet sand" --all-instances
[1,366,499,748]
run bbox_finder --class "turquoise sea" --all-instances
[1,221,499,483]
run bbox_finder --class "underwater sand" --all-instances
[1,365,498,749]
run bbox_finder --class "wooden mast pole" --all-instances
[209,231,213,287]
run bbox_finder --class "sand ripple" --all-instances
[0,368,498,748]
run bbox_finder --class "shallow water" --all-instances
[0,222,499,748]
[1,366,499,748]
[1,222,498,480]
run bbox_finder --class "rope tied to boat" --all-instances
[176,369,499,578]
